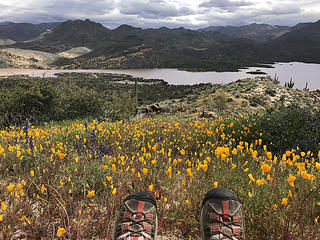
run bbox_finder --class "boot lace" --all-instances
[209,212,241,240]
[120,211,154,239]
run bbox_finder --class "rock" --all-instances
[199,111,218,118]
[136,103,171,118]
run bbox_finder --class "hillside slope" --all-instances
[200,23,290,43]
[259,20,320,63]
[0,22,61,42]
[151,77,320,117]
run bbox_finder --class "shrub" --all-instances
[253,105,320,153]
[0,79,105,128]
[265,88,276,97]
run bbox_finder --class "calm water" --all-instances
[0,62,319,90]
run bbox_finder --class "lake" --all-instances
[0,62,319,90]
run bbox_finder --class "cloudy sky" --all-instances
[0,0,319,29]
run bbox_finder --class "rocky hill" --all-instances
[150,77,320,117]
[0,22,61,42]
[259,20,320,63]
[200,23,291,43]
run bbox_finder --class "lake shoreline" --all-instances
[1,62,320,90]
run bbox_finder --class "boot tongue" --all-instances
[208,199,241,216]
[124,199,155,214]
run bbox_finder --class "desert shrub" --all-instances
[0,81,59,126]
[0,79,105,128]
[105,92,137,120]
[205,94,228,112]
[222,105,320,153]
[265,88,276,97]
[253,105,320,153]
[249,95,266,107]
[57,84,104,120]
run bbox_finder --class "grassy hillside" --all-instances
[0,115,319,239]
[0,74,319,239]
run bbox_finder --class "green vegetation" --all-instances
[0,73,320,239]
[0,73,212,127]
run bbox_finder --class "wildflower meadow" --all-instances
[0,114,319,239]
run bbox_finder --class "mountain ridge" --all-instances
[0,18,319,71]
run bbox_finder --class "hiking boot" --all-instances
[200,188,245,240]
[113,191,158,240]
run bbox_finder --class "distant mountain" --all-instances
[11,19,257,71]
[44,19,110,44]
[12,19,110,53]
[200,23,291,43]
[259,19,320,63]
[0,22,61,42]
[1,19,320,71]
[0,22,11,26]
[58,21,258,71]
[291,22,313,31]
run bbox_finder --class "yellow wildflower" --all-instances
[57,152,66,159]
[302,171,312,181]
[142,168,148,176]
[166,166,172,179]
[213,181,218,188]
[248,173,255,183]
[316,162,320,171]
[106,176,112,182]
[57,228,66,237]
[7,184,15,192]
[287,174,296,187]
[180,149,185,155]
[87,190,95,198]
[266,152,272,160]
[112,188,117,195]
[281,198,288,206]
[1,202,6,211]
[261,163,272,173]
[232,148,237,155]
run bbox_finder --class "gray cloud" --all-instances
[0,0,116,23]
[197,2,310,28]
[118,0,194,19]
[268,5,302,15]
[0,0,319,29]
[199,0,253,11]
